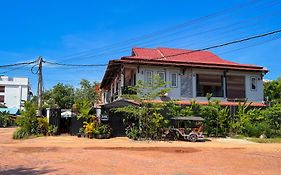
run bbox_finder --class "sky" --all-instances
[0,0,280,92]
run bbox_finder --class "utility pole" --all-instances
[37,56,43,116]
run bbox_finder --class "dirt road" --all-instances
[0,128,280,175]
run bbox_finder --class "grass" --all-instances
[232,135,281,143]
[246,138,281,143]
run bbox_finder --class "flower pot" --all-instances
[88,133,94,139]
[96,134,103,139]
[104,133,111,139]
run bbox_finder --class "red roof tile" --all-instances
[122,47,265,70]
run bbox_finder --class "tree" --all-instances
[114,75,171,139]
[264,77,281,104]
[75,79,100,105]
[44,83,75,109]
[123,74,171,101]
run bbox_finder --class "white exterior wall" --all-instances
[135,66,264,102]
[136,66,182,100]
[0,76,30,109]
[245,73,264,102]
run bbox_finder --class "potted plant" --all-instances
[53,126,59,136]
[83,121,96,139]
[77,127,84,138]
[94,124,112,139]
[47,125,54,136]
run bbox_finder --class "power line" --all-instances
[0,60,37,68]
[53,1,281,63]
[100,35,280,81]
[43,61,108,67]
[51,0,264,62]
[152,28,281,60]
[45,28,281,67]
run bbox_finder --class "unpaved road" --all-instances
[0,128,280,175]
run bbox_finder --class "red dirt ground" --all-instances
[0,128,280,175]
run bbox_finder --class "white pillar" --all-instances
[192,73,197,98]
[223,76,227,98]
[46,108,50,123]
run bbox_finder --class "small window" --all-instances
[251,77,257,90]
[157,71,165,82]
[171,73,177,87]
[0,86,4,93]
[0,95,4,102]
[145,71,153,85]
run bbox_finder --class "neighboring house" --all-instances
[100,47,268,106]
[0,76,31,110]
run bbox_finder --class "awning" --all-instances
[102,98,140,109]
[0,108,20,115]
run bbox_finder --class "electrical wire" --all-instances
[53,1,281,63]
[0,60,37,68]
[44,28,281,67]
[43,61,108,67]
[51,0,266,62]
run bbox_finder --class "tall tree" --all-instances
[44,83,75,109]
[264,77,281,104]
[75,79,100,105]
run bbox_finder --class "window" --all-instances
[0,86,4,93]
[226,75,245,99]
[171,73,177,87]
[0,95,4,103]
[145,71,153,85]
[196,74,223,97]
[157,71,165,82]
[251,77,257,90]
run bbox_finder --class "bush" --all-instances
[94,124,112,135]
[13,127,30,139]
[243,122,270,137]
[37,117,49,135]
[125,126,139,140]
[263,103,281,130]
[0,111,14,127]
[13,102,39,139]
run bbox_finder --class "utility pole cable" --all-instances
[37,56,43,116]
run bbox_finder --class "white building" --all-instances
[100,47,268,107]
[0,76,31,109]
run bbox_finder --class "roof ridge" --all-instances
[156,48,166,59]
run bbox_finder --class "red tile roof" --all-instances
[121,47,267,71]
[101,47,268,88]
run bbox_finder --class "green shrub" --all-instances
[13,127,30,139]
[53,126,58,135]
[13,102,38,139]
[94,124,112,135]
[37,117,49,135]
[0,111,13,127]
[126,126,139,140]
[263,103,281,130]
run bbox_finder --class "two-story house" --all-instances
[100,47,268,107]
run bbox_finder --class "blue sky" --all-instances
[0,0,280,92]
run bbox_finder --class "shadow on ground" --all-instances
[0,167,57,175]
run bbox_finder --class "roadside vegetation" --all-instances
[13,79,98,139]
[0,111,15,127]
[13,101,58,139]
[12,77,281,142]
[114,75,281,141]
[75,99,112,139]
